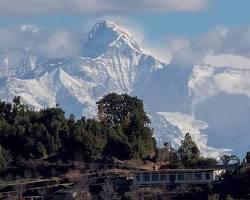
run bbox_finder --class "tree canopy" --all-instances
[97,93,156,159]
[0,94,157,170]
[156,133,217,168]
[178,133,200,167]
[0,94,219,171]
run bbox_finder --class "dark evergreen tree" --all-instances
[178,133,200,167]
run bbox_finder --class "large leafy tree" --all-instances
[97,93,156,160]
[97,93,150,127]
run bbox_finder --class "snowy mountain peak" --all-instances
[88,20,130,41]
[88,20,119,39]
[83,20,141,58]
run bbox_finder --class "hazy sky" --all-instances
[0,0,250,63]
[0,0,249,41]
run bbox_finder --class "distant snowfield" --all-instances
[157,112,231,158]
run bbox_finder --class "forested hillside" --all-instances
[0,94,156,171]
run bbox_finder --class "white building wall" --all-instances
[135,171,219,186]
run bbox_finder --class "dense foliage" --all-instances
[177,133,218,167]
[0,94,219,176]
[178,133,200,167]
[0,94,156,170]
[97,93,156,159]
[156,133,217,168]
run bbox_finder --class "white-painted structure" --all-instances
[134,169,225,186]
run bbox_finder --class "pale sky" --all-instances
[0,0,250,62]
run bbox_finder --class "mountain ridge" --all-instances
[1,20,249,158]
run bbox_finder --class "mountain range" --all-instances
[1,20,250,158]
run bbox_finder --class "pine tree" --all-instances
[178,133,200,167]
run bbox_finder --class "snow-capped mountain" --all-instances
[1,20,167,115]
[0,20,249,157]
